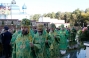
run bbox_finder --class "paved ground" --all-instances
[0,49,86,58]
[62,49,86,58]
[0,56,5,58]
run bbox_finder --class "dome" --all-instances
[11,0,16,4]
[0,4,3,8]
[0,3,4,8]
[22,4,27,9]
[10,4,20,10]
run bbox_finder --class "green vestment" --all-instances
[70,28,77,41]
[11,30,21,46]
[69,28,77,45]
[49,30,60,58]
[12,30,34,58]
[11,30,22,58]
[33,30,51,58]
[77,30,82,42]
[59,29,69,50]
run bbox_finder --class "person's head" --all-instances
[4,26,9,31]
[32,25,36,29]
[50,23,56,31]
[21,26,30,35]
[72,27,75,30]
[61,24,65,31]
[37,24,44,35]
[71,27,76,31]
[66,26,67,28]
[21,18,31,35]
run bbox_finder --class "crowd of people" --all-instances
[0,18,89,58]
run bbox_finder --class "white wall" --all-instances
[38,17,65,23]
[54,23,70,28]
[38,17,70,28]
[38,17,50,22]
[7,14,29,20]
[11,10,20,14]
[18,14,29,20]
[7,15,19,19]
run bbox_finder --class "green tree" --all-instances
[11,21,13,25]
[55,11,61,19]
[60,13,65,20]
[46,13,51,17]
[30,15,33,20]
[33,14,41,21]
[29,8,89,26]
[70,13,77,26]
[64,14,67,23]
[43,13,47,17]
[2,21,4,25]
[51,12,55,18]
[64,12,71,23]
[85,8,89,13]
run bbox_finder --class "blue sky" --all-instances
[1,0,89,15]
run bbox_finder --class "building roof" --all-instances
[22,4,27,9]
[0,3,5,8]
[11,0,16,4]
[0,4,3,8]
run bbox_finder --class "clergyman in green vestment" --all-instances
[59,24,69,54]
[33,24,51,58]
[49,23,60,58]
[11,18,35,58]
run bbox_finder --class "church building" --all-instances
[0,0,29,20]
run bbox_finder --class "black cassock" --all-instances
[1,31,12,58]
